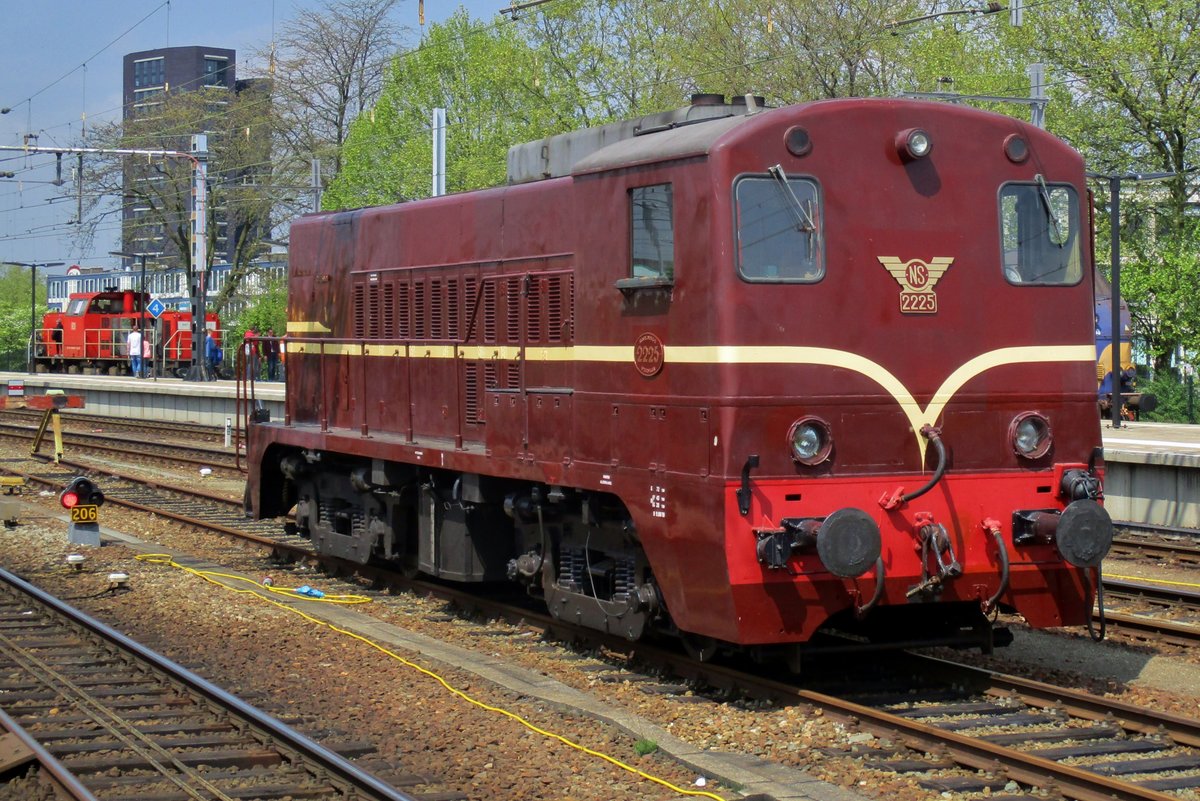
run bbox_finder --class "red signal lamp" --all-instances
[60,476,104,509]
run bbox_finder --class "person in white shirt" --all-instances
[127,328,143,378]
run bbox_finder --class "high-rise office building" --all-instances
[120,46,264,270]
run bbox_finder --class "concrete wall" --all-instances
[2,373,284,428]
[1102,449,1200,529]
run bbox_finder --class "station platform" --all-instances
[1100,420,1200,529]
[0,371,284,428]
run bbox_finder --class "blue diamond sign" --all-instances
[146,298,166,319]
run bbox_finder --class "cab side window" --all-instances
[735,174,823,282]
[630,184,674,280]
[999,182,1082,285]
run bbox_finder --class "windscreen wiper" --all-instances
[768,164,815,232]
[1035,173,1065,248]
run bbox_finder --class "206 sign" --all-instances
[70,505,98,523]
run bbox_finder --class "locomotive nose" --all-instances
[816,508,882,577]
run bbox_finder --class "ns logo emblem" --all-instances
[877,256,954,314]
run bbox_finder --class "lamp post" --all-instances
[1087,170,1175,429]
[4,261,64,374]
[110,251,156,378]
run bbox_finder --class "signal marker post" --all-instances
[0,392,85,464]
[61,476,104,547]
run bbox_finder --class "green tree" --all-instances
[0,265,48,372]
[325,11,582,207]
[229,274,288,345]
[514,0,686,121]
[669,0,923,103]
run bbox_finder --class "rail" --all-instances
[0,565,420,801]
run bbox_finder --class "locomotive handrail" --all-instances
[162,328,195,362]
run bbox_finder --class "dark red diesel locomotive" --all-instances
[245,96,1112,664]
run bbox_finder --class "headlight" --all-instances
[1010,412,1052,459]
[895,127,933,161]
[788,417,832,465]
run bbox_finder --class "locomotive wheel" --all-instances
[681,633,719,662]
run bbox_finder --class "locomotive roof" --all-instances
[507,97,765,183]
[568,97,1078,177]
[570,112,758,176]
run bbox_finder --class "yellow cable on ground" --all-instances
[1106,572,1200,590]
[133,553,726,801]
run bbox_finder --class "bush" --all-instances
[1137,371,1198,424]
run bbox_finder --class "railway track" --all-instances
[0,420,242,473]
[0,564,423,801]
[1098,576,1200,647]
[0,408,227,444]
[805,652,1200,801]
[1111,534,1200,565]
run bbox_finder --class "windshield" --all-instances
[67,299,87,315]
[735,172,823,282]
[999,181,1082,285]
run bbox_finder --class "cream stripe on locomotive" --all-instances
[284,333,1093,460]
[668,344,1094,460]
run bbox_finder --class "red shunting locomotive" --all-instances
[39,290,217,377]
[245,96,1112,665]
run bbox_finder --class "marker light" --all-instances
[896,128,933,161]
[1004,134,1029,163]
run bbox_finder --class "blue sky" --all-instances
[0,0,496,272]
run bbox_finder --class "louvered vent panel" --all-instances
[353,284,366,339]
[367,283,381,339]
[462,276,477,341]
[547,275,563,342]
[527,277,543,342]
[483,281,497,343]
[382,283,395,338]
[566,274,575,343]
[464,363,481,424]
[505,277,520,343]
[447,278,460,340]
[397,282,411,339]
[484,362,498,390]
[429,279,444,339]
[413,281,427,339]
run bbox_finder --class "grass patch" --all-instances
[633,738,658,756]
